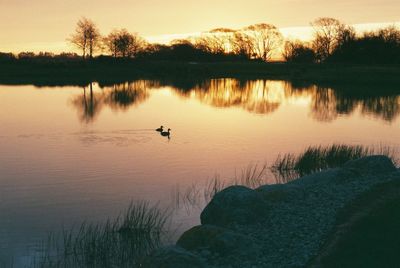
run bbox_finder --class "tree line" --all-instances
[1,17,399,63]
[284,18,400,63]
[65,17,283,62]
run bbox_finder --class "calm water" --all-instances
[1,79,400,266]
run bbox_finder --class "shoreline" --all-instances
[145,156,400,267]
[1,61,400,86]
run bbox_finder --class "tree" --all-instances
[0,52,16,63]
[336,25,356,48]
[330,25,400,63]
[195,28,235,54]
[311,17,348,62]
[230,31,254,59]
[283,40,316,63]
[243,23,283,61]
[377,25,400,44]
[103,30,119,57]
[69,17,101,59]
[104,29,146,58]
[125,32,147,58]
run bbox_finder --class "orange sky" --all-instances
[0,0,399,53]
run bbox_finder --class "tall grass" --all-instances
[271,144,399,182]
[33,201,171,268]
[171,145,399,211]
[172,163,270,211]
[31,145,399,266]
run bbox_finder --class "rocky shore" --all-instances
[145,156,400,267]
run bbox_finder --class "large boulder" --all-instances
[343,155,396,176]
[256,183,303,202]
[143,246,205,268]
[177,224,256,256]
[200,186,267,227]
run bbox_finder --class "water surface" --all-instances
[1,79,399,266]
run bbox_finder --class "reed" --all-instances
[33,201,171,268]
[271,144,399,181]
[171,163,271,212]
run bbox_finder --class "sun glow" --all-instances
[1,21,399,54]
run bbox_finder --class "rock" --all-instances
[177,224,255,256]
[200,186,267,227]
[289,156,397,186]
[256,184,303,202]
[343,155,396,176]
[290,168,342,186]
[143,246,205,268]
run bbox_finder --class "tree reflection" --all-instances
[69,79,400,124]
[172,79,282,114]
[281,83,400,123]
[334,96,358,115]
[71,82,104,123]
[70,81,149,123]
[360,96,400,122]
[104,81,149,111]
[309,88,342,122]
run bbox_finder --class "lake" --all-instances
[1,78,399,266]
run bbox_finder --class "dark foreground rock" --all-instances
[343,155,397,176]
[145,156,399,267]
[177,224,256,256]
[200,185,267,227]
[143,246,205,268]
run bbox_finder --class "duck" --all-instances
[161,128,171,137]
[156,126,164,132]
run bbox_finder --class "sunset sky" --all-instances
[0,0,399,53]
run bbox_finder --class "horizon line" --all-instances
[1,21,399,54]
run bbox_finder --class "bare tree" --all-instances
[230,31,254,59]
[104,29,147,58]
[377,25,400,44]
[311,17,351,61]
[103,30,119,57]
[115,29,133,57]
[243,23,283,61]
[283,40,316,63]
[69,17,101,59]
[195,35,225,54]
[336,25,356,47]
[195,28,236,54]
[126,32,147,58]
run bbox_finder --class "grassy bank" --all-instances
[1,61,400,86]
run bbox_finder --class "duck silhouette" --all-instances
[156,126,164,132]
[161,128,171,137]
